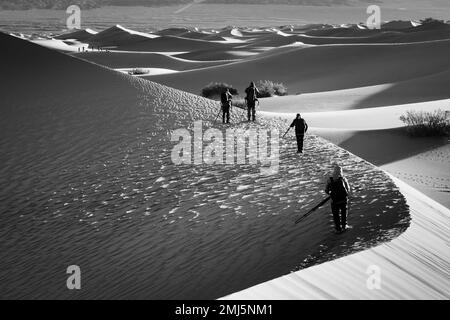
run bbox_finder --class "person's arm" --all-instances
[343,177,351,195]
[305,121,308,133]
[325,178,331,195]
[290,120,296,128]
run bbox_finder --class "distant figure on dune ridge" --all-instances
[245,81,260,122]
[220,88,233,124]
[325,164,351,233]
[289,113,308,153]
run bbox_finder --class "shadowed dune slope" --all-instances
[259,69,450,112]
[154,27,225,41]
[72,51,231,69]
[85,25,156,48]
[117,35,229,52]
[146,40,450,95]
[55,29,97,41]
[0,32,408,299]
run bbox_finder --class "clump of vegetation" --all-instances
[128,68,149,75]
[256,80,288,98]
[231,99,247,110]
[400,109,449,137]
[201,82,238,99]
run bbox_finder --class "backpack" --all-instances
[246,87,257,101]
[221,92,229,103]
[329,177,348,202]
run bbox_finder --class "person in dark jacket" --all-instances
[325,164,351,233]
[290,113,308,153]
[245,82,260,122]
[220,88,233,124]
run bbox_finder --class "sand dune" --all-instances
[224,176,450,299]
[146,40,450,96]
[311,126,450,208]
[0,32,409,299]
[72,51,232,69]
[382,20,419,30]
[117,34,230,52]
[154,27,225,41]
[82,25,158,48]
[271,99,450,130]
[263,97,450,208]
[55,28,98,41]
[259,70,450,112]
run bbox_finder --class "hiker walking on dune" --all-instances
[221,88,233,124]
[245,82,260,122]
[325,164,351,233]
[289,113,308,153]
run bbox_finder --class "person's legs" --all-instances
[296,134,304,152]
[252,105,256,121]
[226,108,230,123]
[331,203,341,232]
[340,202,348,230]
[247,101,255,121]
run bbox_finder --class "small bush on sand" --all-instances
[272,82,288,96]
[232,99,247,110]
[128,68,149,75]
[256,80,288,97]
[400,109,449,137]
[201,82,238,99]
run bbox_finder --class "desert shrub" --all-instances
[399,109,449,137]
[232,99,247,110]
[128,68,149,75]
[256,80,288,97]
[272,82,288,96]
[201,82,238,99]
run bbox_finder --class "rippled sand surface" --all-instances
[0,33,409,299]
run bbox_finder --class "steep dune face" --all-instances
[258,70,450,112]
[146,40,450,95]
[154,27,225,41]
[80,25,230,52]
[0,33,408,299]
[55,28,98,41]
[119,35,229,52]
[85,25,158,48]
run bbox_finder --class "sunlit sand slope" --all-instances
[223,176,450,299]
